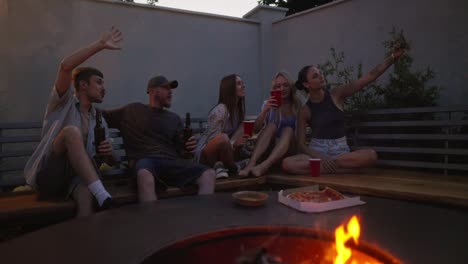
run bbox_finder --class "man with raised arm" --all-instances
[24,27,123,216]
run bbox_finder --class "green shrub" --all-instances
[318,28,442,111]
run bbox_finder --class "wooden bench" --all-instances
[347,105,468,174]
[268,168,468,208]
[2,107,468,231]
[0,117,265,225]
[269,105,468,207]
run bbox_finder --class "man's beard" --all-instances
[156,94,171,108]
[91,96,103,103]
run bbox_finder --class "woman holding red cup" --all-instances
[238,71,301,177]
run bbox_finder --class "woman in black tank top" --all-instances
[282,46,406,175]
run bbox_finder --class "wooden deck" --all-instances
[0,176,266,223]
[2,168,467,225]
[268,168,468,208]
[1,168,467,242]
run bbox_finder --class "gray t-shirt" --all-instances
[104,103,184,161]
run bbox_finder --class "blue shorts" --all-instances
[135,158,210,190]
[308,137,350,159]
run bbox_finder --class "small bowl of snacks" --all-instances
[232,191,269,207]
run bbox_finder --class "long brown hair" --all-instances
[218,74,245,127]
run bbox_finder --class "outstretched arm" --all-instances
[55,27,123,97]
[332,48,405,103]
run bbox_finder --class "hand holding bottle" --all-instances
[96,139,113,157]
[185,136,197,153]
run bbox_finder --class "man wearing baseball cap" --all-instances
[104,75,215,202]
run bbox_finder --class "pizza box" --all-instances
[278,185,366,213]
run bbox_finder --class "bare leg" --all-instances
[197,169,215,195]
[200,133,235,168]
[335,149,377,168]
[238,123,276,177]
[282,149,378,175]
[252,127,293,177]
[72,184,94,217]
[52,126,100,185]
[282,154,311,174]
[52,126,111,208]
[137,169,157,203]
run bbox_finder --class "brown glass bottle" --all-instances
[182,112,193,159]
[94,110,106,163]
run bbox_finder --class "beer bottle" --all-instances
[183,112,193,159]
[94,110,106,163]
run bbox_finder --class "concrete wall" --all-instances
[272,0,468,106]
[0,0,263,121]
[0,0,8,113]
[2,0,467,123]
[244,5,288,101]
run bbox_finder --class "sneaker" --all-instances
[214,161,229,179]
[98,197,117,211]
[235,158,250,172]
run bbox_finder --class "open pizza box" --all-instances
[278,185,366,213]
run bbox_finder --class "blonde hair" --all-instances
[272,71,302,115]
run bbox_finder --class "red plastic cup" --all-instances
[270,90,282,107]
[309,158,321,177]
[243,120,255,137]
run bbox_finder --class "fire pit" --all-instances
[144,224,401,264]
[4,193,466,264]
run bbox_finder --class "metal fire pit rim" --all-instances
[141,225,402,264]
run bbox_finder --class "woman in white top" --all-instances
[194,74,248,176]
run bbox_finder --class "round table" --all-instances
[1,193,467,263]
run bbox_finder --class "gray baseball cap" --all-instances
[147,75,178,93]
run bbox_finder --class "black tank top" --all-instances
[306,90,346,139]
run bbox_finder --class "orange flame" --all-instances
[334,215,360,264]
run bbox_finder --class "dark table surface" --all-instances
[1,192,467,264]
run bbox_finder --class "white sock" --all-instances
[88,180,111,206]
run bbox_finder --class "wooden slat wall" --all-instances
[347,105,468,174]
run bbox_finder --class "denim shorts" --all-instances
[308,136,350,159]
[135,157,209,190]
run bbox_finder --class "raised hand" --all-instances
[99,26,123,50]
[392,41,407,60]
[263,96,279,113]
